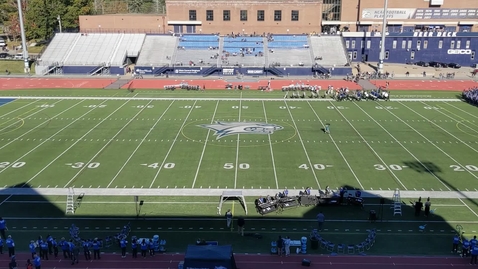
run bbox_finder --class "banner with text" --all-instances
[362,8,416,20]
[362,8,478,20]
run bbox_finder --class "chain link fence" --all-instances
[92,0,166,15]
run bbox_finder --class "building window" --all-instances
[361,41,364,48]
[392,40,397,49]
[417,40,421,49]
[291,10,299,21]
[274,10,282,21]
[410,51,415,60]
[366,40,371,49]
[407,40,412,49]
[385,51,389,59]
[223,10,230,21]
[322,0,342,21]
[189,10,197,21]
[456,40,461,49]
[438,40,443,49]
[472,51,475,60]
[257,10,264,21]
[466,40,470,49]
[240,10,247,21]
[206,10,213,21]
[351,40,355,49]
[450,40,455,49]
[401,40,406,49]
[353,51,357,59]
[345,40,349,49]
[423,40,428,49]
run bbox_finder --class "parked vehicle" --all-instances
[0,53,8,59]
[448,63,461,69]
[429,61,447,68]
[416,61,429,67]
[14,53,23,60]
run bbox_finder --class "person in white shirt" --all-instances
[284,236,291,256]
[225,210,233,229]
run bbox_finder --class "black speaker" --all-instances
[380,198,385,204]
[301,259,311,267]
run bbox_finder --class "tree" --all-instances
[62,0,93,29]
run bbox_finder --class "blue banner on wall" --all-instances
[174,68,202,75]
[135,67,153,74]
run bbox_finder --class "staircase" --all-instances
[202,65,221,77]
[391,189,402,216]
[265,66,284,77]
[263,38,269,66]
[312,64,329,74]
[154,65,173,76]
[66,187,75,214]
[89,63,109,76]
[104,79,132,89]
[43,62,63,76]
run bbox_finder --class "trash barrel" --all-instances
[310,237,319,250]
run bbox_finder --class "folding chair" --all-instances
[327,242,335,252]
[320,239,328,249]
[364,239,371,250]
[356,242,365,253]
[347,244,355,254]
[337,244,345,253]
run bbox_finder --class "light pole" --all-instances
[16,0,29,73]
[57,15,62,33]
[378,0,388,74]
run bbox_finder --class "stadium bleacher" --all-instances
[222,36,265,67]
[63,33,122,65]
[174,35,220,66]
[38,33,80,66]
[266,35,312,67]
[136,35,178,67]
[310,36,349,66]
[109,34,146,66]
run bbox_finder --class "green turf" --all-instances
[0,89,477,256]
[0,59,36,74]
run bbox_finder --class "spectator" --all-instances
[131,239,138,258]
[316,212,325,231]
[52,238,58,258]
[424,198,431,217]
[140,239,148,258]
[471,244,478,265]
[237,217,245,236]
[120,238,127,258]
[33,254,41,269]
[92,239,100,259]
[83,240,91,260]
[26,259,33,269]
[414,197,423,217]
[225,209,233,229]
[463,88,478,105]
[0,236,3,254]
[276,236,283,256]
[6,235,14,257]
[28,240,36,259]
[8,256,16,269]
[71,243,79,265]
[452,234,460,253]
[463,238,471,257]
[284,236,291,257]
[0,218,7,239]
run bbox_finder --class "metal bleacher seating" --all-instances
[267,35,312,67]
[63,33,122,65]
[174,34,220,66]
[136,35,177,67]
[310,36,349,66]
[109,34,146,66]
[222,36,265,67]
[39,33,80,66]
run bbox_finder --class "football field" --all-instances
[0,89,476,195]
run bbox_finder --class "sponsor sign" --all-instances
[135,67,153,74]
[413,32,457,37]
[413,8,478,20]
[198,121,284,139]
[174,68,201,74]
[222,68,234,75]
[448,49,472,55]
[246,69,263,75]
[362,8,416,20]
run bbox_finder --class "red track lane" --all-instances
[0,253,471,269]
[0,78,116,90]
[370,79,478,91]
[123,79,361,90]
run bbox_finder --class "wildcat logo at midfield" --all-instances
[199,121,284,140]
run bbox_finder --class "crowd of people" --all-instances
[463,88,478,105]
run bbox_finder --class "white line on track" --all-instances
[0,99,39,118]
[262,101,279,189]
[444,102,478,120]
[106,101,175,188]
[148,100,198,188]
[191,101,220,188]
[403,102,478,154]
[329,101,407,190]
[307,101,364,190]
[234,93,242,189]
[283,100,321,190]
[64,99,153,187]
[0,100,64,134]
[377,102,478,217]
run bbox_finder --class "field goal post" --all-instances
[217,191,248,215]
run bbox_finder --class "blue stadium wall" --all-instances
[62,66,125,75]
[134,66,352,77]
[343,32,478,67]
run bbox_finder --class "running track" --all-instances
[0,253,473,269]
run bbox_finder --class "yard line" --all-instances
[64,100,154,187]
[444,102,478,119]
[401,102,478,154]
[0,99,39,118]
[307,101,364,190]
[106,101,175,188]
[0,99,121,206]
[283,101,321,190]
[234,94,243,189]
[0,100,84,152]
[191,101,220,188]
[433,102,478,133]
[0,100,63,134]
[328,101,407,190]
[375,102,478,217]
[262,101,279,189]
[148,101,198,188]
